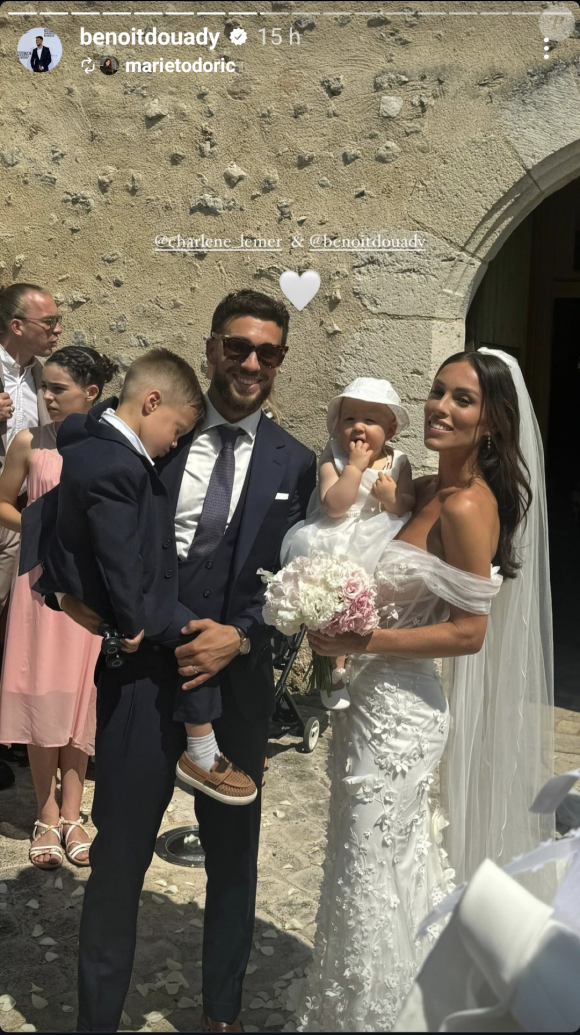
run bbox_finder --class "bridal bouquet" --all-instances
[258,551,380,696]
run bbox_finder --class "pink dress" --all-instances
[0,424,100,755]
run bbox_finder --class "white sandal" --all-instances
[60,816,92,867]
[29,819,64,871]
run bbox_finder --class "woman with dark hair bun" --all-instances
[47,345,119,394]
[0,346,116,870]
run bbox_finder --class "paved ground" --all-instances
[1,689,578,1034]
[0,692,330,1035]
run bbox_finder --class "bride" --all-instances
[285,348,553,1032]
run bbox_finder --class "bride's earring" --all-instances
[487,434,492,450]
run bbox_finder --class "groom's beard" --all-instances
[212,366,273,417]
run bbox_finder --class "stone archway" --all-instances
[433,59,580,319]
[437,136,580,325]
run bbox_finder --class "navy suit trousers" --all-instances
[76,644,269,1031]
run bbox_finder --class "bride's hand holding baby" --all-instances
[371,471,397,508]
[347,439,374,472]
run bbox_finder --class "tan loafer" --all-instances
[176,752,257,805]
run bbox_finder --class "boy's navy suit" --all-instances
[23,398,193,647]
[21,396,317,1032]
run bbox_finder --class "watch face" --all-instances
[236,628,250,654]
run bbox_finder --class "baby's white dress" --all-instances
[281,440,411,573]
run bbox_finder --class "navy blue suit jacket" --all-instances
[31,46,51,72]
[156,405,317,717]
[21,398,317,718]
[21,399,194,644]
[156,407,316,642]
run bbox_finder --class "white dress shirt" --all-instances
[0,343,39,450]
[99,408,155,465]
[174,395,262,560]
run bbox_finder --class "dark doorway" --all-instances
[547,300,580,710]
[467,179,580,714]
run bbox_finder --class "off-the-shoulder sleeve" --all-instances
[421,556,503,614]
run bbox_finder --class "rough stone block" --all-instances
[380,96,403,118]
[499,69,580,175]
[351,234,480,320]
[375,142,401,163]
[407,134,540,257]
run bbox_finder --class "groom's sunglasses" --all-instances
[212,333,288,369]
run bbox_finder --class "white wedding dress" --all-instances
[290,540,503,1033]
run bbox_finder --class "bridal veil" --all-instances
[441,347,555,897]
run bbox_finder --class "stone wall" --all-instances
[1,1,580,470]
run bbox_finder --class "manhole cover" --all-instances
[155,825,205,868]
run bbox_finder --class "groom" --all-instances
[58,290,316,1032]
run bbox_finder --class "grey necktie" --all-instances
[189,425,243,559]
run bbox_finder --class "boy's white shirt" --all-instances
[99,408,155,465]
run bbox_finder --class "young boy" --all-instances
[30,348,257,805]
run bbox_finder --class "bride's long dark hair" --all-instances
[436,351,532,579]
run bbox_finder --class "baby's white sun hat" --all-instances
[326,377,410,436]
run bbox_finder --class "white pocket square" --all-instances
[275,492,289,500]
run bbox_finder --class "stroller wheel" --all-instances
[302,716,320,753]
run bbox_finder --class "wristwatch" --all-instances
[234,626,251,655]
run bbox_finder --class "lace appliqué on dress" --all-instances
[293,670,455,1033]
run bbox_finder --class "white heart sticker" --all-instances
[279,269,321,311]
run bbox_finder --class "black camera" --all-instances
[98,622,124,669]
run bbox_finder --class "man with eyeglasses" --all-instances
[45,289,316,1032]
[0,283,60,790]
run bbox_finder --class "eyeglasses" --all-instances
[15,314,63,331]
[212,334,287,369]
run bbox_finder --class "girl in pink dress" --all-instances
[0,346,117,869]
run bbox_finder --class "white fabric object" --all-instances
[530,768,580,815]
[529,767,580,937]
[393,858,580,1033]
[174,395,261,560]
[99,408,155,465]
[326,376,410,436]
[420,826,580,943]
[0,344,40,449]
[281,440,410,575]
[441,347,555,900]
[291,541,502,1032]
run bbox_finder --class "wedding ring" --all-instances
[190,667,199,677]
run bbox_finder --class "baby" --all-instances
[282,378,415,709]
[320,379,415,520]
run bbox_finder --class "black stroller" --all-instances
[268,627,320,753]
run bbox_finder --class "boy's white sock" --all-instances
[186,731,220,772]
